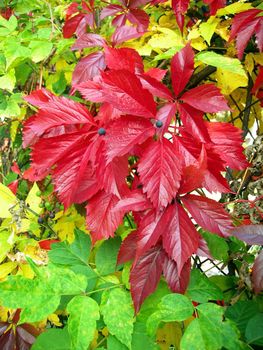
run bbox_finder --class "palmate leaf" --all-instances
[182,194,233,237]
[130,245,165,313]
[138,138,181,209]
[171,43,194,97]
[104,46,144,73]
[163,255,191,294]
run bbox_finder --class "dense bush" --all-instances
[0,0,262,349]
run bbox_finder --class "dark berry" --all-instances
[49,212,55,219]
[98,128,106,136]
[38,217,44,224]
[156,120,163,128]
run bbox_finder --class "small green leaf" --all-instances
[108,335,128,350]
[186,269,223,303]
[147,293,194,336]
[196,51,247,77]
[181,303,242,350]
[225,301,260,334]
[245,313,263,346]
[95,237,122,275]
[101,288,134,349]
[67,295,100,350]
[48,229,91,266]
[132,321,159,350]
[201,230,229,261]
[0,69,16,91]
[29,41,53,63]
[32,328,71,350]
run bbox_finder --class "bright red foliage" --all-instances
[23,42,249,312]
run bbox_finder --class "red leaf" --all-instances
[203,0,226,16]
[52,142,100,208]
[96,155,129,198]
[139,74,174,100]
[23,94,95,146]
[71,33,106,50]
[163,255,191,293]
[162,202,200,273]
[113,190,152,213]
[117,231,137,265]
[182,84,230,113]
[100,4,123,20]
[252,66,263,94]
[145,67,167,81]
[24,89,54,107]
[86,190,124,243]
[104,46,144,74]
[196,238,213,259]
[39,239,60,250]
[179,144,207,194]
[229,9,263,59]
[101,70,156,118]
[72,51,106,87]
[182,194,233,237]
[138,138,181,208]
[156,103,177,133]
[127,9,149,30]
[105,116,155,161]
[174,134,230,193]
[252,250,263,294]
[206,122,249,170]
[130,245,165,313]
[8,180,19,195]
[111,25,146,45]
[63,14,84,38]
[178,103,211,143]
[171,0,190,33]
[136,209,171,258]
[171,43,194,97]
[76,78,105,103]
[231,225,263,245]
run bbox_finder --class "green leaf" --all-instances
[0,93,22,118]
[67,295,100,350]
[0,69,16,91]
[216,3,253,16]
[0,231,13,263]
[147,294,194,336]
[95,237,121,275]
[101,288,134,349]
[32,328,71,350]
[29,41,53,63]
[225,301,260,334]
[48,229,91,266]
[0,15,17,36]
[181,303,242,350]
[132,321,159,350]
[186,269,223,303]
[196,52,247,77]
[4,39,31,69]
[245,313,263,346]
[0,275,60,323]
[70,264,97,291]
[108,335,128,350]
[201,230,229,261]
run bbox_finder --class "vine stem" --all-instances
[85,283,124,296]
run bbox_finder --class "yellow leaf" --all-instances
[245,53,255,75]
[188,27,200,40]
[191,37,207,51]
[17,263,35,279]
[0,306,8,322]
[215,19,231,41]
[156,322,182,350]
[26,182,42,215]
[10,120,20,143]
[158,11,177,29]
[216,2,253,16]
[199,16,220,45]
[253,53,263,66]
[217,69,248,95]
[0,230,13,263]
[148,27,183,49]
[0,262,17,279]
[0,183,17,218]
[48,313,62,326]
